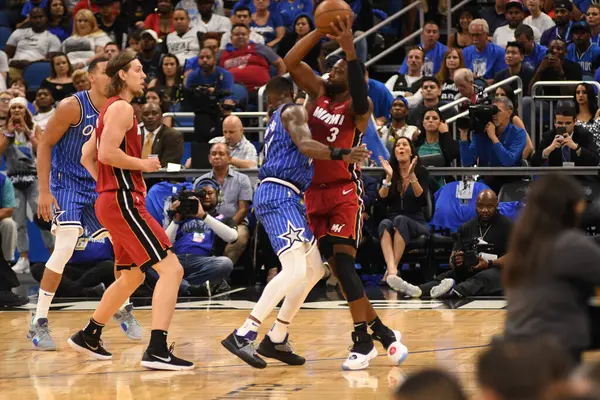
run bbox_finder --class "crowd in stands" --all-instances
[3,0,600,307]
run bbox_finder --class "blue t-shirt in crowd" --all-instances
[48,22,72,43]
[575,0,592,13]
[399,41,448,76]
[431,180,491,232]
[174,214,235,257]
[523,44,547,71]
[69,236,113,264]
[594,67,600,82]
[186,66,234,99]
[566,42,600,80]
[21,0,47,17]
[463,42,507,80]
[250,12,283,44]
[146,181,193,228]
[368,78,394,121]
[460,123,527,167]
[278,0,313,31]
[0,176,15,208]
[233,0,279,14]
[541,22,573,46]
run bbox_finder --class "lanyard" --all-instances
[556,22,572,42]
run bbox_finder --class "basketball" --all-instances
[387,342,409,365]
[314,0,354,35]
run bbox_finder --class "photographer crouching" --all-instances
[395,190,512,298]
[459,96,528,192]
[166,178,238,296]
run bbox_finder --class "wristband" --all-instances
[382,179,391,187]
[199,212,207,221]
[3,130,13,138]
[330,147,351,160]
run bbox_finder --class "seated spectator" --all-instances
[531,104,599,166]
[515,24,547,71]
[71,69,91,91]
[219,24,286,94]
[394,368,467,400]
[137,29,164,84]
[144,88,173,127]
[277,0,312,32]
[367,70,394,127]
[165,9,200,66]
[479,0,508,34]
[566,21,600,80]
[477,338,573,400]
[398,21,447,77]
[385,46,424,99]
[95,0,127,48]
[377,137,430,292]
[541,0,574,46]
[588,4,600,45]
[148,54,182,112]
[174,0,222,26]
[121,0,156,30]
[5,7,61,81]
[277,14,323,75]
[530,38,582,95]
[574,83,600,147]
[103,42,120,59]
[46,0,73,42]
[8,80,37,115]
[463,18,507,84]
[436,48,464,103]
[493,0,542,49]
[0,51,7,92]
[407,77,452,127]
[143,0,174,40]
[412,190,511,298]
[19,0,47,26]
[126,28,142,53]
[41,52,76,103]
[193,0,231,33]
[0,257,28,306]
[220,6,264,49]
[196,143,252,264]
[0,92,13,131]
[140,102,184,166]
[494,85,534,158]
[524,0,555,34]
[494,41,535,96]
[166,178,237,296]
[210,115,257,168]
[459,97,527,187]
[62,9,110,69]
[448,8,476,49]
[250,0,285,48]
[32,88,56,132]
[379,96,419,151]
[0,172,17,263]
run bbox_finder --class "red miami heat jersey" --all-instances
[96,96,145,194]
[308,96,362,185]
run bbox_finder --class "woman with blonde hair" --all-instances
[0,97,54,273]
[435,48,465,103]
[62,9,110,69]
[72,69,91,91]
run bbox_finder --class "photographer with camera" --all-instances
[166,178,238,296]
[396,190,512,298]
[184,46,235,142]
[531,104,599,167]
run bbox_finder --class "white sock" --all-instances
[268,319,289,343]
[121,298,131,310]
[34,289,55,322]
[236,318,260,336]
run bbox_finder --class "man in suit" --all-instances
[531,104,599,167]
[140,102,185,167]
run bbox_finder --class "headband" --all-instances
[394,96,409,108]
[9,96,27,108]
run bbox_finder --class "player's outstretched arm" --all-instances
[81,131,98,181]
[98,101,160,172]
[283,29,325,100]
[37,96,80,221]
[283,105,370,164]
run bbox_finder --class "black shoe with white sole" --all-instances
[67,330,112,360]
[140,343,195,371]
[257,334,306,366]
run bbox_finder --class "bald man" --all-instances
[395,189,514,299]
[140,102,184,166]
[212,115,258,169]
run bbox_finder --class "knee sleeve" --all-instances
[45,227,80,275]
[334,252,364,302]
[278,244,308,286]
[305,242,326,284]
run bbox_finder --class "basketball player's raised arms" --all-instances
[283,29,326,100]
[81,131,98,181]
[37,97,81,221]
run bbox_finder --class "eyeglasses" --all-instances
[0,98,10,103]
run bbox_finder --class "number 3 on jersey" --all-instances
[326,127,339,143]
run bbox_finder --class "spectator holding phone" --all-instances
[531,104,599,167]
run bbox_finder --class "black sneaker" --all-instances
[140,343,195,371]
[372,327,402,350]
[187,281,211,297]
[221,330,267,369]
[0,290,28,306]
[210,279,231,295]
[67,330,112,360]
[257,334,306,366]
[82,283,106,298]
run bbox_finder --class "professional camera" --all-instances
[456,86,499,133]
[181,85,233,113]
[173,189,203,219]
[453,238,495,271]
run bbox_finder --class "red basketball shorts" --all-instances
[95,190,171,271]
[305,180,364,247]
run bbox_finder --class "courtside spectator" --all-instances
[494,85,534,158]
[463,18,507,83]
[493,0,541,49]
[398,21,447,76]
[524,0,555,34]
[193,0,231,33]
[103,42,120,59]
[220,6,264,49]
[5,8,61,81]
[515,24,548,71]
[541,0,574,46]
[143,0,175,40]
[574,83,600,147]
[211,115,257,168]
[530,39,582,95]
[413,107,459,168]
[32,88,56,132]
[140,102,184,166]
[95,0,128,48]
[494,41,535,96]
[379,97,419,151]
[62,9,110,69]
[165,9,200,66]
[46,0,73,42]
[41,53,76,102]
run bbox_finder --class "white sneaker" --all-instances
[386,276,422,298]
[342,345,379,371]
[430,278,456,299]
[12,257,30,274]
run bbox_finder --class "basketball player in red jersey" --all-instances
[68,50,194,371]
[284,17,405,370]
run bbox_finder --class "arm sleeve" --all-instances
[347,59,369,115]
[459,137,479,167]
[165,221,179,244]
[204,215,239,243]
[2,179,15,208]
[492,128,526,166]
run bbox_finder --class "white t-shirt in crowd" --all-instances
[61,32,111,66]
[493,23,541,48]
[524,13,555,35]
[166,28,201,66]
[0,51,8,91]
[175,0,225,23]
[33,108,56,132]
[219,30,265,49]
[192,13,231,33]
[6,28,61,62]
